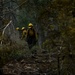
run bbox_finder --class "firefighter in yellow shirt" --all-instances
[16,27,22,39]
[26,23,37,49]
[21,27,27,40]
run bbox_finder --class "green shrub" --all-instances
[0,42,29,67]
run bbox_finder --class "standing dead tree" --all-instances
[1,20,19,45]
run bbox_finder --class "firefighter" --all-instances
[26,23,37,49]
[21,27,27,40]
[16,27,19,31]
[16,27,22,39]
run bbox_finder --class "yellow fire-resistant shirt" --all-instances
[21,30,27,40]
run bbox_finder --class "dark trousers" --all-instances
[27,36,36,49]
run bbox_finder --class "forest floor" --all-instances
[2,51,53,75]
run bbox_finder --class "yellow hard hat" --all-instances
[28,23,33,27]
[16,27,19,30]
[22,27,25,30]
